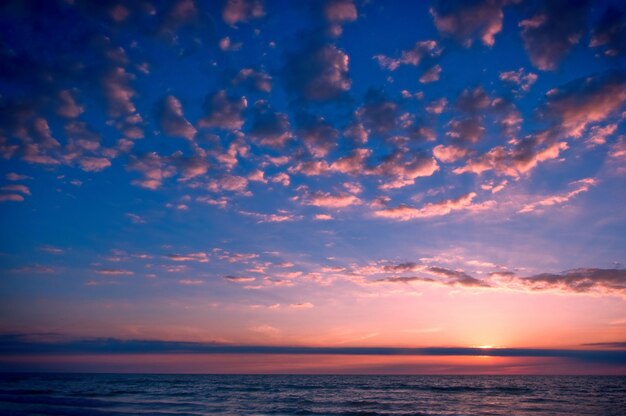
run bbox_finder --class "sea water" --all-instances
[1,373,625,415]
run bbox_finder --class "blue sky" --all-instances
[0,0,625,373]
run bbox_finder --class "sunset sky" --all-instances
[1,0,625,374]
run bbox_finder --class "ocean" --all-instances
[0,374,625,415]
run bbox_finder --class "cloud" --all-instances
[446,117,485,144]
[248,101,292,148]
[9,265,56,274]
[541,71,626,138]
[127,152,176,190]
[519,0,590,70]
[166,253,209,263]
[373,192,493,221]
[330,148,372,175]
[1,184,30,195]
[314,214,333,221]
[232,68,272,93]
[95,268,134,276]
[2,336,625,364]
[222,0,265,26]
[38,245,64,254]
[283,42,351,102]
[372,152,439,189]
[179,279,204,286]
[426,266,490,287]
[239,210,302,223]
[453,139,568,178]
[158,0,201,39]
[289,302,314,309]
[324,0,357,37]
[433,144,469,163]
[499,68,538,94]
[101,66,138,118]
[419,64,442,83]
[219,36,242,52]
[78,157,111,172]
[430,0,507,47]
[224,275,256,283]
[126,213,146,224]
[5,173,31,181]
[512,268,626,296]
[426,98,448,114]
[216,250,259,263]
[0,194,24,202]
[296,113,339,158]
[198,90,247,131]
[518,178,596,214]
[300,190,361,209]
[357,89,399,135]
[271,172,290,186]
[590,7,626,57]
[374,40,441,71]
[56,89,84,118]
[208,175,250,195]
[175,155,210,180]
[158,95,197,141]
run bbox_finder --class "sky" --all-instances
[0,0,625,374]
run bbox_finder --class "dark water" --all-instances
[0,374,625,415]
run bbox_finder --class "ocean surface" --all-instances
[0,374,625,415]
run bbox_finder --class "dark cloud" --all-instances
[296,113,339,158]
[231,68,272,93]
[357,89,399,136]
[446,117,485,144]
[198,90,247,131]
[283,42,351,102]
[518,268,626,295]
[430,0,508,47]
[519,0,590,70]
[590,6,626,57]
[1,334,624,364]
[248,101,292,148]
[157,95,197,141]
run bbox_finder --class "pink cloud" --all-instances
[1,184,30,195]
[179,279,204,286]
[222,0,265,26]
[239,210,302,223]
[0,194,24,202]
[518,178,597,214]
[430,0,506,47]
[57,89,84,118]
[78,157,111,172]
[419,64,442,84]
[500,68,538,93]
[373,192,491,221]
[301,191,362,209]
[127,152,176,190]
[166,253,209,263]
[95,268,134,276]
[198,91,247,131]
[433,144,469,163]
[159,96,197,141]
[232,68,272,93]
[374,40,440,71]
[542,72,626,138]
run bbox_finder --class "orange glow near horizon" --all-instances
[2,354,624,376]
